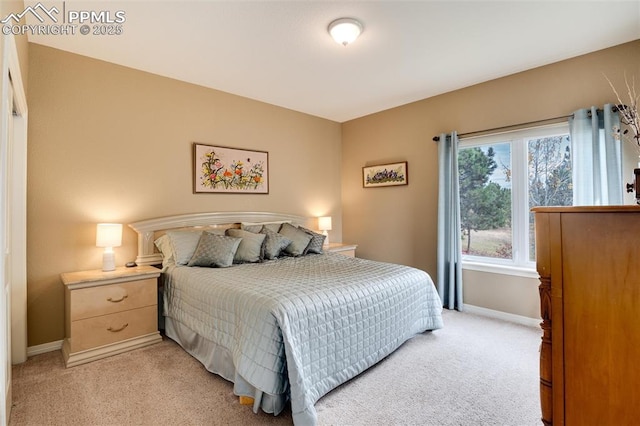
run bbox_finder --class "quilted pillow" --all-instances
[187,232,241,268]
[260,227,292,260]
[279,223,313,257]
[225,228,266,263]
[300,227,326,254]
[165,230,204,265]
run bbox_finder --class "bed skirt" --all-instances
[164,316,288,416]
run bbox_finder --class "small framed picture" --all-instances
[363,162,408,188]
[193,143,269,194]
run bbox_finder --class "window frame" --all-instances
[458,123,570,273]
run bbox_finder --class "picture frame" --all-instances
[362,161,408,188]
[193,143,269,194]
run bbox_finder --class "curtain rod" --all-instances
[432,114,573,142]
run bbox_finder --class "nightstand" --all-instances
[61,265,162,367]
[325,243,358,257]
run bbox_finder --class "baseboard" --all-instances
[464,304,540,328]
[27,340,63,357]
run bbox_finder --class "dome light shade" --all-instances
[328,18,363,46]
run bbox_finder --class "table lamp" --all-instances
[96,223,122,271]
[318,216,332,246]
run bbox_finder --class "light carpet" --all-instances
[10,310,541,425]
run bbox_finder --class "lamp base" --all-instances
[102,251,116,272]
[322,230,329,247]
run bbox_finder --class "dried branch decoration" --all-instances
[606,74,640,147]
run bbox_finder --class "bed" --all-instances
[129,212,443,425]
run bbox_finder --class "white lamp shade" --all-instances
[318,216,332,231]
[328,18,363,46]
[96,223,122,248]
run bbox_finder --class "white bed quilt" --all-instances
[163,252,443,425]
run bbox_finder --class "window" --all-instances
[458,124,571,270]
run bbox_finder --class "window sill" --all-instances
[462,261,539,279]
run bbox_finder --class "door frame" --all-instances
[0,31,28,425]
[3,33,28,366]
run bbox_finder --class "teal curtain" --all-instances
[437,132,463,310]
[569,104,622,205]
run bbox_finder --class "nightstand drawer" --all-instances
[69,305,158,352]
[69,278,156,321]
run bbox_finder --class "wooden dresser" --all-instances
[533,206,640,425]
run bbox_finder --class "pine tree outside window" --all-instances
[458,124,571,271]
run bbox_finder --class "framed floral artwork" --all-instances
[362,161,408,188]
[193,143,269,194]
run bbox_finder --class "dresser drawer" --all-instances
[69,278,156,321]
[68,305,157,352]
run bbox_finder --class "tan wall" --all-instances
[342,40,640,319]
[25,39,640,345]
[462,271,540,319]
[27,44,342,346]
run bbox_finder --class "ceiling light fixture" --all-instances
[328,18,363,46]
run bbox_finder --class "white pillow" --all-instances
[154,234,175,268]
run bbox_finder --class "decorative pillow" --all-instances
[165,230,204,265]
[225,228,266,263]
[279,223,313,257]
[260,227,292,260]
[187,232,242,268]
[241,221,290,233]
[300,227,326,254]
[154,234,175,267]
[240,224,264,234]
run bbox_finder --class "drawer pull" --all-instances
[107,295,128,303]
[107,323,129,333]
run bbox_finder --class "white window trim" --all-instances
[462,261,539,279]
[459,123,569,275]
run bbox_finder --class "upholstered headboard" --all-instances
[128,211,311,266]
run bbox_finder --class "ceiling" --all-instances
[22,1,640,123]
